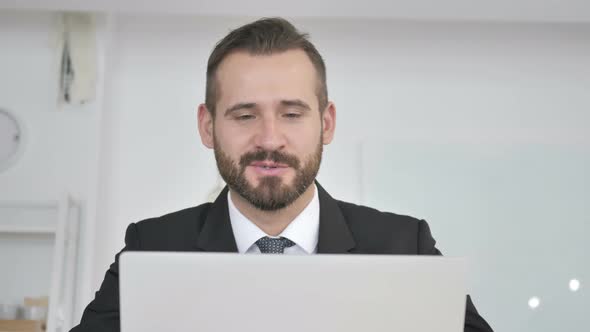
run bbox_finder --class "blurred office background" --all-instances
[0,1,588,331]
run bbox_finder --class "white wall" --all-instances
[95,15,590,331]
[0,11,98,201]
[0,10,107,323]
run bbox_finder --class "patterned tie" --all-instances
[255,236,296,254]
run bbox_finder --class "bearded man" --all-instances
[71,17,493,332]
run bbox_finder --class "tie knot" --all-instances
[255,236,296,254]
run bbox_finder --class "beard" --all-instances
[213,135,322,211]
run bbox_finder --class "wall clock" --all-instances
[0,109,24,172]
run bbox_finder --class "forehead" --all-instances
[215,49,319,109]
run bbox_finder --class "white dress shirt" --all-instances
[227,184,319,254]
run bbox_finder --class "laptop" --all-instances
[119,252,467,332]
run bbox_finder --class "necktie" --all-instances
[255,236,296,254]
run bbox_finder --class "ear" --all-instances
[198,103,214,149]
[321,101,336,145]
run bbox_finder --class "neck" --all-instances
[229,183,316,236]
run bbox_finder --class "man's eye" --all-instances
[284,113,301,119]
[236,114,255,120]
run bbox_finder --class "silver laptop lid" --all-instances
[120,252,466,332]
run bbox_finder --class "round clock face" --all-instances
[0,109,23,172]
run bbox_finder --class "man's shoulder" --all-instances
[130,203,213,250]
[335,200,426,253]
[336,199,423,228]
[138,203,212,226]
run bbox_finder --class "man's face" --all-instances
[199,49,335,210]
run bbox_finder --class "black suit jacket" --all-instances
[71,183,493,332]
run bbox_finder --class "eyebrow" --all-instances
[223,99,312,117]
[280,99,311,111]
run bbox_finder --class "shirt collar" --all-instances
[227,184,320,254]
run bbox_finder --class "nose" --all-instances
[254,116,286,151]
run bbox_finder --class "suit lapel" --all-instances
[194,182,356,254]
[316,182,356,254]
[194,186,239,252]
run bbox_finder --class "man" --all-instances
[71,17,493,331]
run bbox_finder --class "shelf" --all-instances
[0,226,56,234]
[0,201,58,209]
[0,319,43,332]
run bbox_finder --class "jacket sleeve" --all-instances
[69,223,140,332]
[417,219,494,332]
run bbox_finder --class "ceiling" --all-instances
[1,0,590,23]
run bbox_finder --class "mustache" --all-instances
[239,150,301,169]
